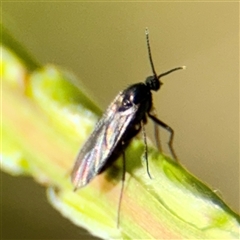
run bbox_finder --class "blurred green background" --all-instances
[2,2,239,239]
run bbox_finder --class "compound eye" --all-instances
[145,75,161,91]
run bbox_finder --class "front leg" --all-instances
[148,113,178,161]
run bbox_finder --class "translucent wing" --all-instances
[71,92,138,189]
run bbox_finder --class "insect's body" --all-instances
[71,81,154,189]
[71,29,185,206]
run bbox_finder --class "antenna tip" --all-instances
[145,27,149,35]
[182,66,187,70]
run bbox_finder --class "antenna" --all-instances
[158,66,186,80]
[145,28,158,80]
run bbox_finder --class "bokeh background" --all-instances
[2,2,239,239]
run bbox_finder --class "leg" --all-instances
[151,109,162,152]
[154,122,162,152]
[141,121,152,179]
[148,113,178,162]
[117,144,126,228]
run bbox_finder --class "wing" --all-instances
[71,92,138,189]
